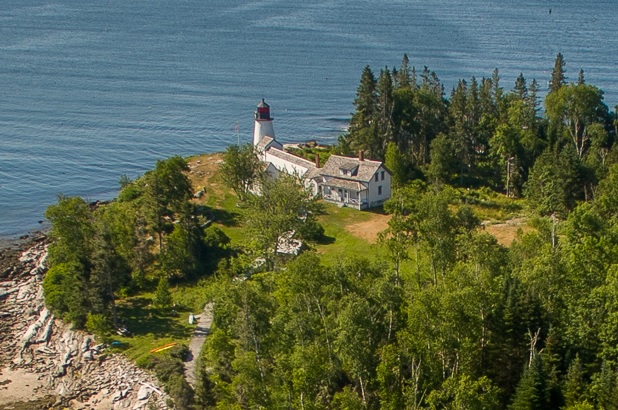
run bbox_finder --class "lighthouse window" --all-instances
[378,186,383,196]
[375,173,378,182]
[381,171,385,180]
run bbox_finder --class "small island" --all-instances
[2,53,618,409]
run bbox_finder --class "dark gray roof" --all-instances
[318,155,385,182]
[322,177,366,191]
[338,161,359,173]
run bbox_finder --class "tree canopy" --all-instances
[42,53,618,410]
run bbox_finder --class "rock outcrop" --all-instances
[0,238,170,409]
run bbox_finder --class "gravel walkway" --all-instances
[184,303,213,387]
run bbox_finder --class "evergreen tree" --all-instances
[509,354,550,410]
[590,361,618,410]
[492,68,503,105]
[578,69,585,85]
[143,156,193,251]
[449,79,475,179]
[527,79,540,113]
[375,68,395,158]
[45,195,95,267]
[398,53,411,89]
[524,146,581,217]
[514,73,528,99]
[563,355,586,408]
[420,66,444,100]
[349,65,380,158]
[549,53,566,94]
[154,276,173,309]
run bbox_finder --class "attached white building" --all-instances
[251,99,391,209]
[312,152,392,209]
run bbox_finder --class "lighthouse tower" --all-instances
[253,99,275,146]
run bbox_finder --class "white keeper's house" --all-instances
[252,99,392,210]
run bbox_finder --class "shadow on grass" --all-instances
[365,205,387,215]
[317,234,336,245]
[210,208,241,227]
[116,297,192,340]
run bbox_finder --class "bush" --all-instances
[166,374,194,410]
[139,344,194,409]
[203,226,230,249]
[85,313,113,343]
[153,276,173,309]
[117,183,142,202]
[296,218,325,242]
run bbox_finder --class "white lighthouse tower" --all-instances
[253,99,275,146]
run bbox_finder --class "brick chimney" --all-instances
[314,155,320,168]
[358,150,364,161]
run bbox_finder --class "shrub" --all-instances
[153,276,173,309]
[85,313,113,343]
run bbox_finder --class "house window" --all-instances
[381,171,385,181]
[378,186,382,195]
[375,173,379,182]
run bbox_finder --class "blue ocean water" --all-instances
[1,0,617,237]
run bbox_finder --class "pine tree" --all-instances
[154,276,173,309]
[590,361,618,410]
[563,355,586,408]
[420,66,444,99]
[509,354,550,410]
[549,53,566,94]
[376,68,395,157]
[350,65,377,135]
[349,65,379,158]
[398,53,411,89]
[526,79,540,112]
[492,68,503,105]
[514,73,528,99]
[578,69,585,85]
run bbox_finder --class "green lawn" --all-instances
[455,187,527,222]
[111,285,208,362]
[314,203,387,264]
[189,153,388,263]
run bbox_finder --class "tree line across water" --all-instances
[41,54,618,409]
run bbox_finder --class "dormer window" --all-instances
[339,163,359,177]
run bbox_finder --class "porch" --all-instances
[321,185,368,210]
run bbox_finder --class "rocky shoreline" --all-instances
[0,237,170,409]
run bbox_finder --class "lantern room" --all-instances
[255,98,272,121]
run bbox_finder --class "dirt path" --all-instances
[345,213,391,243]
[484,217,530,247]
[184,303,213,387]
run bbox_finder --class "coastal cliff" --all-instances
[0,238,170,409]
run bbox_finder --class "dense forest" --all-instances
[41,53,618,409]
